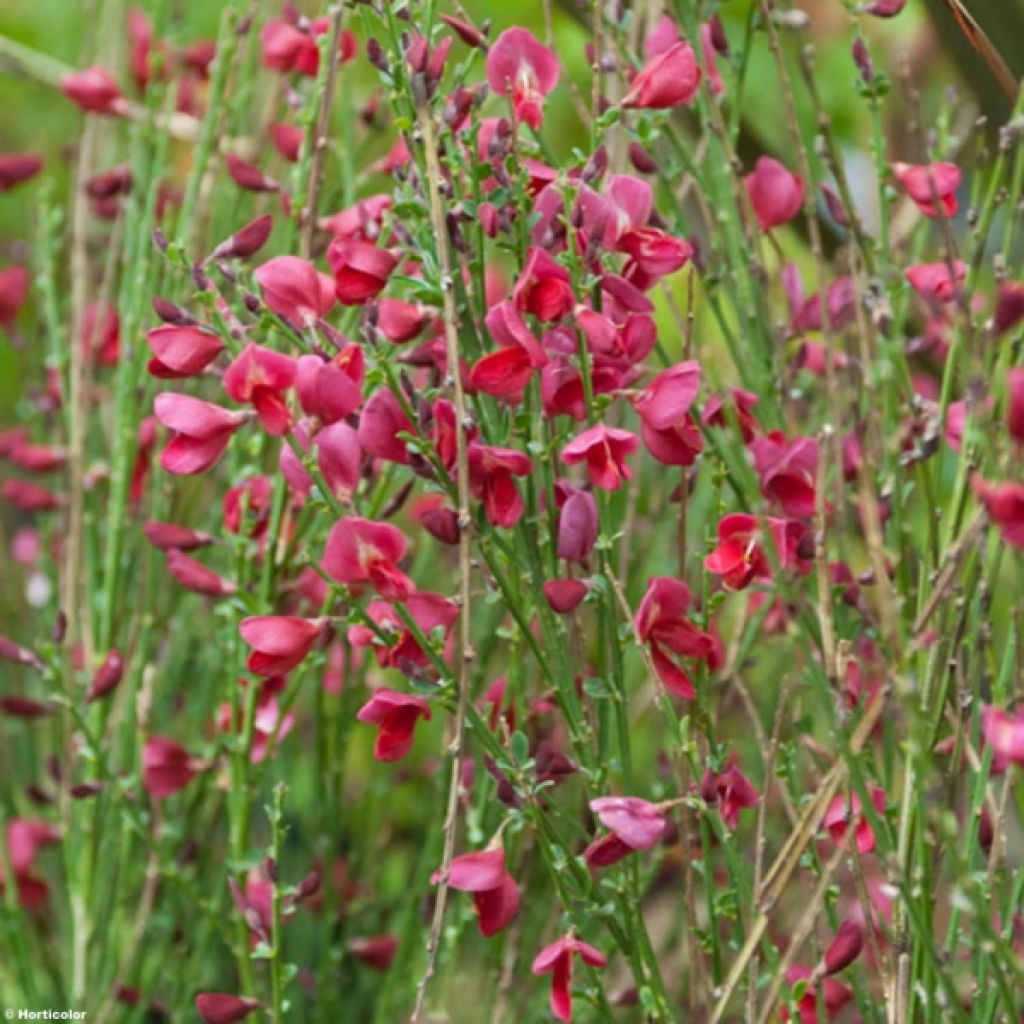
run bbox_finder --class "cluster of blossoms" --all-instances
[0,0,1023,1021]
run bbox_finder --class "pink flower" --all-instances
[357,387,413,465]
[295,348,364,424]
[376,298,430,344]
[321,517,414,600]
[823,786,886,854]
[972,475,1024,547]
[210,213,274,262]
[905,260,966,303]
[531,934,607,1023]
[153,393,246,476]
[356,688,431,761]
[142,736,197,798]
[561,424,638,491]
[165,549,236,598]
[468,441,533,528]
[512,248,574,322]
[327,239,399,306]
[195,993,261,1024]
[146,324,223,379]
[1007,367,1024,442]
[226,155,279,193]
[61,67,125,114]
[433,848,520,937]
[634,577,714,699]
[980,705,1024,769]
[223,343,297,436]
[486,28,560,129]
[634,361,704,466]
[893,161,961,218]
[618,228,693,290]
[584,796,668,868]
[622,41,701,110]
[143,520,213,552]
[745,157,804,231]
[270,121,303,163]
[239,616,324,677]
[865,0,907,16]
[254,256,336,325]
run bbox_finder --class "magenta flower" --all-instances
[893,161,961,218]
[146,324,223,379]
[327,238,399,306]
[584,795,668,868]
[823,786,886,854]
[468,441,533,528]
[223,343,297,436]
[239,616,324,677]
[980,705,1024,769]
[141,736,197,798]
[254,256,336,325]
[195,993,261,1024]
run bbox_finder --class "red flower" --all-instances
[142,736,197,798]
[531,934,607,1023]
[584,796,668,868]
[225,154,279,194]
[270,121,303,163]
[146,324,223,379]
[634,577,714,699]
[972,475,1024,547]
[321,517,414,600]
[1007,368,1024,443]
[86,649,124,703]
[781,965,852,1023]
[0,153,43,192]
[823,786,886,854]
[254,256,335,326]
[980,705,1024,770]
[822,921,864,976]
[356,688,431,761]
[486,28,560,129]
[434,847,520,937]
[259,17,353,77]
[239,616,324,676]
[561,424,638,491]
[468,441,533,528]
[195,993,261,1024]
[376,298,430,344]
[994,282,1024,335]
[705,513,803,590]
[165,549,236,598]
[749,432,819,518]
[618,229,693,290]
[327,239,399,306]
[471,300,548,397]
[153,392,246,476]
[744,157,804,231]
[0,265,29,325]
[622,41,701,110]
[543,578,588,613]
[348,592,458,678]
[2,480,60,512]
[702,386,760,441]
[61,67,125,114]
[699,760,759,828]
[905,260,966,303]
[211,213,274,262]
[556,486,599,562]
[893,161,961,218]
[223,343,297,436]
[513,248,574,322]
[346,935,398,970]
[634,360,704,465]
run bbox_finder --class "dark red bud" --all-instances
[87,649,124,702]
[823,921,864,975]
